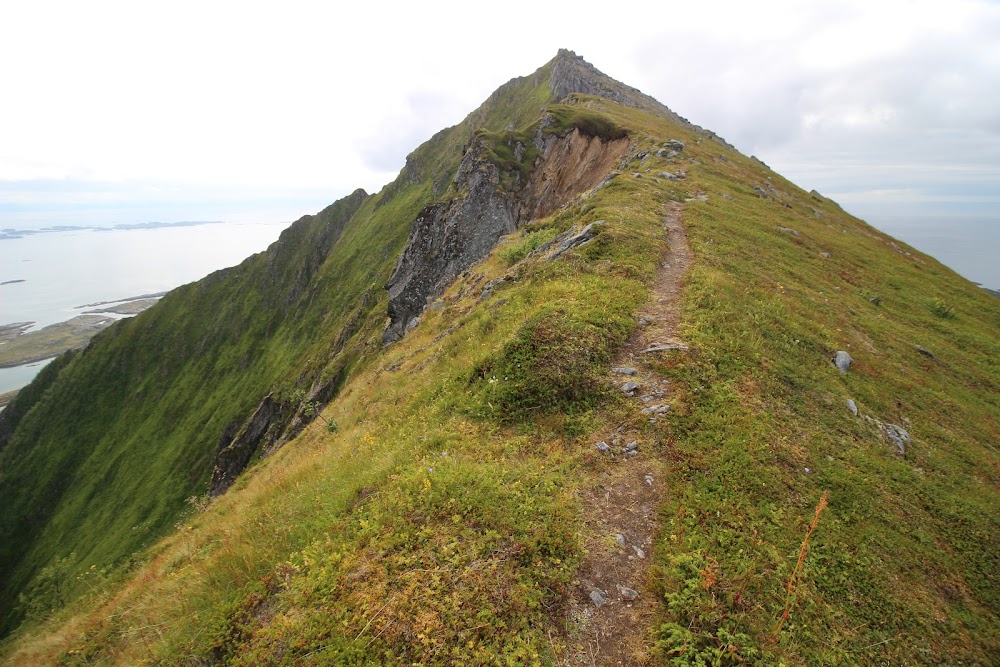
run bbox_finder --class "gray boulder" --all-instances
[620,381,639,394]
[589,588,608,607]
[846,399,858,416]
[548,222,603,261]
[834,351,853,374]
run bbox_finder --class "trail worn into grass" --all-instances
[559,201,690,665]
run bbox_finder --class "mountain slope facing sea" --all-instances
[1,51,997,665]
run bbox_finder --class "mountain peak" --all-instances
[546,49,732,147]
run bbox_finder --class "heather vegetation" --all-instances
[1,54,997,665]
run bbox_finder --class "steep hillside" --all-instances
[2,52,997,665]
[1,50,657,632]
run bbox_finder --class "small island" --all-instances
[0,315,115,368]
[85,297,161,315]
[0,294,163,369]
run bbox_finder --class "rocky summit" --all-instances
[1,50,997,666]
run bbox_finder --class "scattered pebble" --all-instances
[846,399,858,416]
[615,533,626,548]
[620,381,639,394]
[644,474,654,486]
[613,367,638,375]
[595,440,611,453]
[633,545,645,559]
[624,441,638,453]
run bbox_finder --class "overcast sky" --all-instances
[1,0,997,231]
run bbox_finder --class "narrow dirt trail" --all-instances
[559,201,691,666]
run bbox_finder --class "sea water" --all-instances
[867,216,1000,292]
[0,220,289,393]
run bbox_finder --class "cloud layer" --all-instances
[1,0,996,226]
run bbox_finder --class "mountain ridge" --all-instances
[1,50,997,665]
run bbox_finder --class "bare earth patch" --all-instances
[557,202,690,665]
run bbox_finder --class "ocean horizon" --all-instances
[1,212,996,396]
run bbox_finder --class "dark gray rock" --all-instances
[548,222,603,261]
[620,381,639,394]
[753,185,770,199]
[589,588,609,607]
[846,399,858,416]
[384,142,518,344]
[835,351,853,374]
[916,346,936,360]
[658,171,680,181]
[623,441,638,453]
[662,139,685,151]
[592,171,619,193]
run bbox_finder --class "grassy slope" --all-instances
[2,96,997,665]
[0,57,564,640]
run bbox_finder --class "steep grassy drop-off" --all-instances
[1,51,997,665]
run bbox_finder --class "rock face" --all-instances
[384,143,517,344]
[210,394,282,496]
[209,373,343,496]
[383,128,628,344]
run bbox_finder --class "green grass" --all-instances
[1,65,997,666]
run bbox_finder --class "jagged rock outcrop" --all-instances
[384,127,629,344]
[210,394,283,496]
